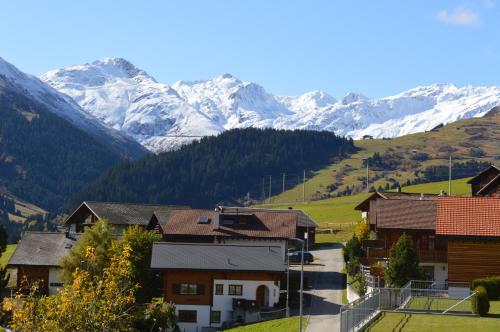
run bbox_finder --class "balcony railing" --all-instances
[366,248,447,263]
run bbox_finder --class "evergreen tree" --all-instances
[0,225,10,301]
[384,233,423,287]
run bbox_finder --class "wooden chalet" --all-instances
[468,164,500,197]
[7,232,78,295]
[436,196,500,282]
[151,242,285,331]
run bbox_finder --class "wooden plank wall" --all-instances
[448,240,500,282]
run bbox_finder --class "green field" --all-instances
[256,178,471,243]
[223,317,307,332]
[367,312,500,331]
[268,113,499,204]
[404,297,471,313]
[0,244,16,266]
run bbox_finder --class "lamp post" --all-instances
[290,237,305,332]
[286,248,291,317]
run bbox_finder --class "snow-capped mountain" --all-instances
[0,56,148,159]
[41,58,500,153]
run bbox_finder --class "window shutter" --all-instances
[198,284,205,295]
[172,284,180,294]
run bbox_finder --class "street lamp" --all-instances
[286,248,292,317]
[289,237,305,332]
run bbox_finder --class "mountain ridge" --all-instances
[41,57,500,153]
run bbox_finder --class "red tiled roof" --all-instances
[372,199,437,230]
[158,208,301,239]
[436,197,500,237]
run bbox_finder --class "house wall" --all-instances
[211,279,280,328]
[471,170,499,196]
[48,268,63,295]
[296,226,316,245]
[419,263,448,282]
[161,271,282,332]
[175,304,211,332]
[448,240,500,282]
[16,266,49,295]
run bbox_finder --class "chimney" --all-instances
[213,211,220,230]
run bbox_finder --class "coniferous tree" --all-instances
[384,233,423,287]
[0,225,10,301]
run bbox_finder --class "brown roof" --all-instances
[467,165,500,184]
[436,196,500,237]
[371,199,437,230]
[355,192,438,211]
[157,207,315,239]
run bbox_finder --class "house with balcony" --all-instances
[356,196,448,282]
[151,206,317,257]
[151,242,285,332]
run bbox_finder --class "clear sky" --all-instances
[1,0,499,98]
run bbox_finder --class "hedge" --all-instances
[472,285,490,316]
[471,276,500,300]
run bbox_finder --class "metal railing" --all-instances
[340,280,475,332]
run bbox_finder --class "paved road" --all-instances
[291,244,345,332]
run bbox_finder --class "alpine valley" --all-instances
[42,57,500,153]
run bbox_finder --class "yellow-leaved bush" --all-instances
[5,244,138,331]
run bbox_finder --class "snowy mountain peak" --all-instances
[341,92,369,104]
[41,58,500,153]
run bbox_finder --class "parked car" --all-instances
[288,251,314,264]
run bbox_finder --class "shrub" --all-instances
[471,276,500,300]
[354,221,370,242]
[352,273,368,296]
[472,286,490,316]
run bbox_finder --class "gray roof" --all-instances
[151,242,286,272]
[8,232,77,267]
[66,201,181,226]
[219,206,318,228]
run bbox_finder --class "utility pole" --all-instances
[282,173,286,193]
[448,155,452,195]
[302,170,306,202]
[366,161,369,193]
[262,178,265,201]
[268,175,272,204]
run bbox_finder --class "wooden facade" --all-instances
[16,266,50,295]
[447,240,500,282]
[367,231,447,263]
[161,271,281,305]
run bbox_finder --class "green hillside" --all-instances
[269,113,499,204]
[257,177,471,243]
[72,128,356,209]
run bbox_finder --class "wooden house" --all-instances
[467,164,500,197]
[151,242,285,331]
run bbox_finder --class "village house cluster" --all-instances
[8,204,317,331]
[356,165,500,288]
[6,164,500,331]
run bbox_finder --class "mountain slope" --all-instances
[71,128,356,209]
[269,111,500,203]
[42,58,500,152]
[0,73,134,210]
[41,58,222,153]
[0,57,148,159]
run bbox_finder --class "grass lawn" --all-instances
[223,317,307,332]
[0,244,16,266]
[404,297,471,313]
[366,312,500,332]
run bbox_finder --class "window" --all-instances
[178,310,197,323]
[215,284,224,295]
[211,310,221,324]
[228,284,243,296]
[173,283,205,295]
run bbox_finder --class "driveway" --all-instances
[291,243,345,332]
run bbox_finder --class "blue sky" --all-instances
[1,0,499,98]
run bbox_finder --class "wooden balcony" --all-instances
[366,247,447,263]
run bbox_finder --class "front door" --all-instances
[256,285,268,307]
